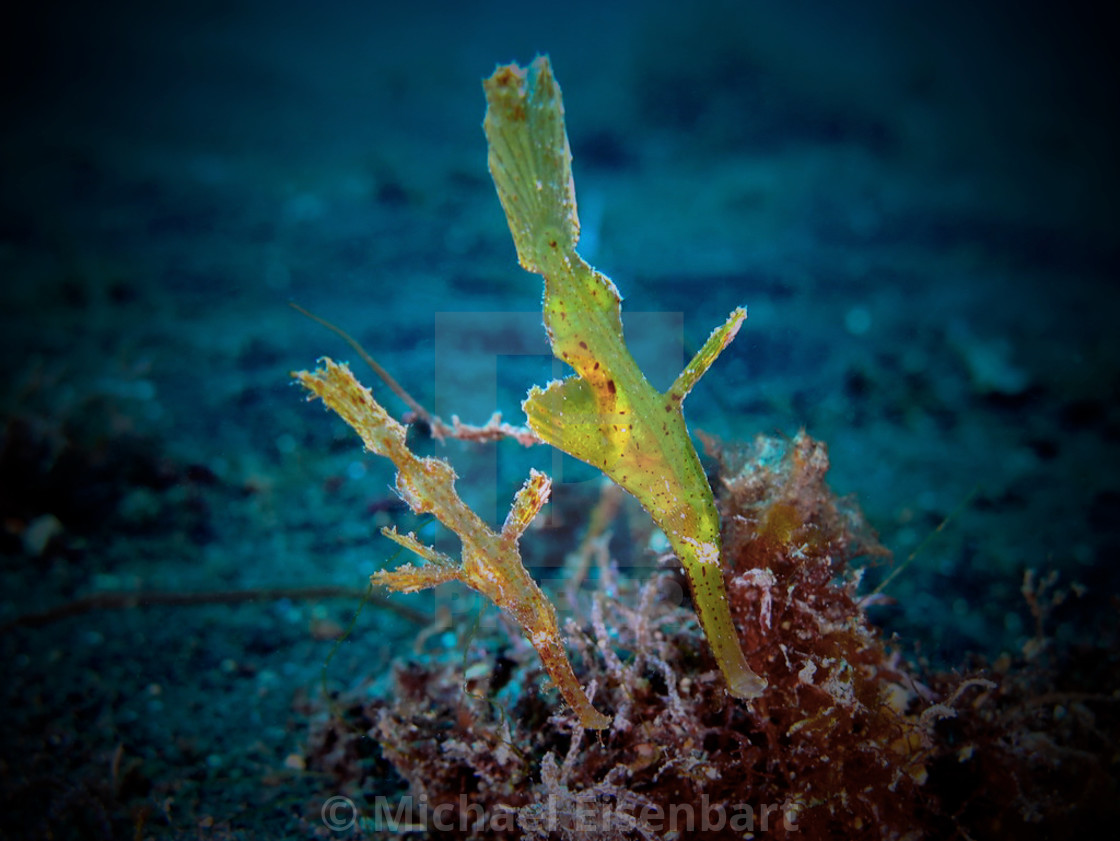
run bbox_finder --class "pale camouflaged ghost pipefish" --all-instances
[295,360,611,729]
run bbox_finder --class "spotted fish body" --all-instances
[483,57,765,700]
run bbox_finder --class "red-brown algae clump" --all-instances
[304,433,967,840]
[305,430,1118,839]
[713,432,933,835]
